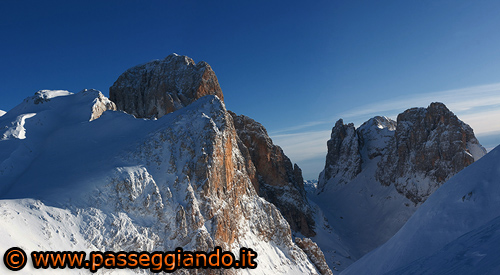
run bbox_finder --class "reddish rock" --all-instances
[296,238,334,275]
[109,54,223,119]
[229,111,316,237]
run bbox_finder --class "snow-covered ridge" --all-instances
[1,113,36,140]
[0,90,320,274]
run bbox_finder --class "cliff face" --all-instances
[319,103,486,203]
[296,238,334,275]
[376,102,486,203]
[230,111,316,237]
[109,53,223,119]
[318,119,362,192]
[112,96,301,254]
[103,54,326,273]
[312,104,486,272]
[109,54,316,238]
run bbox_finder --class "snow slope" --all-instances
[310,156,416,272]
[0,90,319,274]
[0,110,6,117]
[387,215,500,274]
[343,145,500,274]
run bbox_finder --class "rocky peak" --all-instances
[105,55,327,271]
[318,119,362,192]
[229,111,316,237]
[109,53,223,118]
[376,102,486,203]
[319,102,486,204]
[83,89,117,121]
[357,116,396,160]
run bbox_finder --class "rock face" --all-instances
[85,89,117,121]
[318,116,396,192]
[319,103,486,203]
[296,238,333,275]
[230,111,316,237]
[110,54,316,238]
[312,104,486,272]
[109,53,223,119]
[318,119,362,192]
[376,102,486,203]
[357,116,397,160]
[104,54,326,273]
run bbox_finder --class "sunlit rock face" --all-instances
[110,53,223,119]
[230,111,316,237]
[110,53,316,238]
[104,54,327,273]
[296,237,334,275]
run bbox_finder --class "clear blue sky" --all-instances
[1,0,500,179]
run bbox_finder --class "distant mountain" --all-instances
[343,145,500,274]
[304,179,318,194]
[310,104,486,273]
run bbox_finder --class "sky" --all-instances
[1,0,500,179]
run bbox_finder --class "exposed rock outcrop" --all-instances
[109,54,316,239]
[376,102,487,203]
[317,119,362,192]
[319,102,486,203]
[85,89,117,121]
[105,54,325,272]
[296,238,334,275]
[313,105,486,273]
[229,111,316,237]
[357,116,397,160]
[96,96,321,273]
[109,54,223,119]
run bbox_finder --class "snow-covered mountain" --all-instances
[309,104,487,273]
[0,57,325,274]
[343,145,500,274]
[110,54,319,242]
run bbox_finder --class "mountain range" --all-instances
[0,54,497,274]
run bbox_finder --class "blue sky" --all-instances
[1,0,500,179]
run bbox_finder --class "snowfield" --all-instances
[343,145,500,274]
